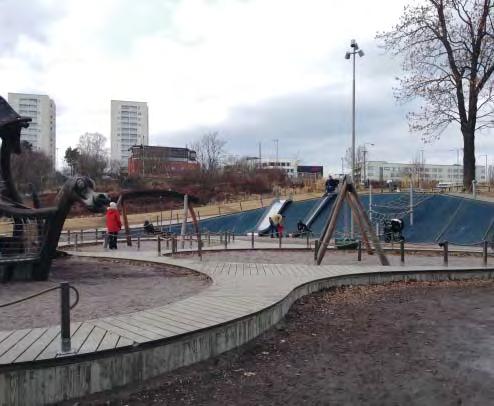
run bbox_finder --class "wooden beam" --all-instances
[121,201,132,246]
[316,180,348,265]
[346,191,373,255]
[348,185,389,266]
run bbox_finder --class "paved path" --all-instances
[0,246,491,367]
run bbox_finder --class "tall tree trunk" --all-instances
[462,130,476,190]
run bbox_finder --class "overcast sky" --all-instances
[1,0,494,173]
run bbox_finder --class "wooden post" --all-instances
[316,181,349,265]
[67,229,71,244]
[346,192,372,255]
[80,229,84,243]
[224,231,228,249]
[483,240,488,266]
[357,240,362,261]
[347,185,390,266]
[121,201,132,246]
[240,201,243,211]
[137,236,141,250]
[218,207,221,215]
[95,228,98,242]
[251,232,254,249]
[314,240,319,262]
[306,232,310,248]
[279,233,282,248]
[74,233,78,251]
[60,282,71,353]
[441,241,448,265]
[158,236,161,256]
[190,234,193,248]
[400,240,405,264]
[207,231,211,246]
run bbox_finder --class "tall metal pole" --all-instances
[409,182,414,226]
[350,50,356,238]
[369,183,373,221]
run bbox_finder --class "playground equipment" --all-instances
[315,176,389,266]
[0,96,109,281]
[303,193,336,229]
[255,198,291,235]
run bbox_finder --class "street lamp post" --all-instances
[345,39,364,238]
[273,139,279,167]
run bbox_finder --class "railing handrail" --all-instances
[0,283,79,310]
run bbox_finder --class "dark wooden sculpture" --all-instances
[0,96,109,281]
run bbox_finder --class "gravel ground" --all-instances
[0,256,210,330]
[70,279,494,406]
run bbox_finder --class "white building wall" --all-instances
[365,161,486,183]
[110,100,149,167]
[7,93,56,165]
[260,158,299,177]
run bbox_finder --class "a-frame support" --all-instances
[315,177,389,266]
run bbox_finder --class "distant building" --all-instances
[260,158,299,177]
[365,160,487,183]
[128,145,198,177]
[297,165,324,179]
[7,93,56,164]
[111,100,149,167]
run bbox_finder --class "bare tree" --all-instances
[76,132,109,180]
[190,132,226,174]
[11,141,53,192]
[345,145,365,184]
[377,0,494,188]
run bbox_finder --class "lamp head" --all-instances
[350,39,357,48]
[345,52,351,59]
[358,49,365,57]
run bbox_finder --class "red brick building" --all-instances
[128,145,198,177]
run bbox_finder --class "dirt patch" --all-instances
[0,256,210,330]
[72,279,494,405]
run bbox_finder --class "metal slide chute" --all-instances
[303,193,336,228]
[254,199,291,235]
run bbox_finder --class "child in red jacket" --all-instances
[106,202,122,249]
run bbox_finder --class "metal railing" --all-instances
[0,282,80,353]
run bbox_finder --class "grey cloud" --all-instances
[0,0,64,53]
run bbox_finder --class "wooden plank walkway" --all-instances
[1,249,492,368]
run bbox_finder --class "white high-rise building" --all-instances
[7,93,56,165]
[110,100,149,167]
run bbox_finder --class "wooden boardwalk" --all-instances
[1,250,493,368]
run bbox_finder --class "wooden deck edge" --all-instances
[1,267,494,406]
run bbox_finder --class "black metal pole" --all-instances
[357,240,362,261]
[400,240,405,264]
[158,236,161,256]
[483,240,488,266]
[60,282,71,353]
[314,240,319,262]
[251,232,254,249]
[442,241,448,265]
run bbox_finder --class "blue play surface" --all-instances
[159,193,494,245]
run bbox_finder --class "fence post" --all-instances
[95,228,98,242]
[224,231,228,249]
[232,232,235,242]
[483,240,488,266]
[67,229,71,244]
[314,240,319,262]
[137,236,141,250]
[207,231,211,246]
[357,240,362,261]
[190,234,193,249]
[441,241,449,265]
[60,282,71,353]
[240,201,243,211]
[251,232,254,249]
[306,232,310,249]
[198,238,202,260]
[279,234,282,248]
[400,240,405,264]
[74,234,78,251]
[80,229,84,243]
[158,236,162,256]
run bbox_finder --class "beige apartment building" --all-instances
[110,100,149,167]
[7,93,56,165]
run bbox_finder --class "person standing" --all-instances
[269,213,282,238]
[106,202,122,250]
